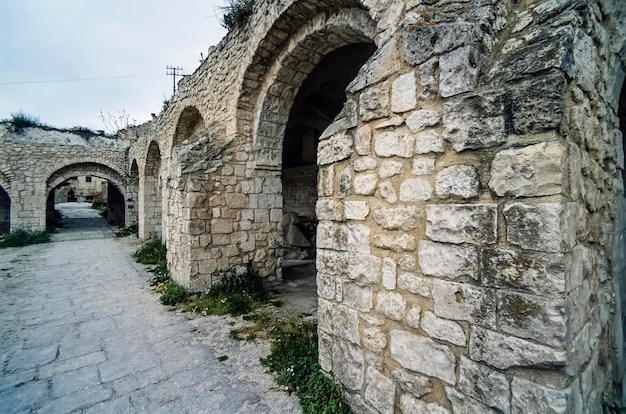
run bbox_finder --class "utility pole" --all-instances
[166,66,183,96]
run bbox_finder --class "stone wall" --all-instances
[125,0,626,411]
[0,124,132,230]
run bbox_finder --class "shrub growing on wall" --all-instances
[219,0,254,30]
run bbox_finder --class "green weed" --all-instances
[219,0,254,30]
[115,223,138,237]
[133,237,167,265]
[0,229,50,249]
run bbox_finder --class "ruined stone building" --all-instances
[1,0,626,411]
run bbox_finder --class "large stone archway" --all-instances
[140,141,163,239]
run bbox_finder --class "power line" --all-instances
[0,74,165,86]
[166,66,183,96]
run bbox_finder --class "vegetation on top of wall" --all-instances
[0,229,51,248]
[219,0,254,30]
[1,111,105,138]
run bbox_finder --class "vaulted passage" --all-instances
[0,186,10,233]
[141,141,162,239]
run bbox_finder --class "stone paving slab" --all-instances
[0,235,301,413]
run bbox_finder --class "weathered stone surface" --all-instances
[439,46,484,98]
[364,368,395,414]
[403,22,480,66]
[316,199,343,221]
[363,328,387,353]
[443,93,506,152]
[498,291,566,348]
[418,241,479,280]
[318,166,335,197]
[344,201,370,220]
[435,165,480,199]
[415,130,445,154]
[379,181,398,204]
[421,311,466,346]
[317,222,370,253]
[354,156,378,172]
[376,291,407,321]
[469,327,567,370]
[406,305,421,329]
[446,387,499,414]
[355,125,372,155]
[489,141,564,197]
[372,206,422,230]
[374,130,414,158]
[354,172,378,195]
[412,157,435,176]
[432,279,496,327]
[508,74,567,134]
[399,178,433,202]
[342,282,373,312]
[318,132,353,165]
[406,110,441,133]
[399,394,451,414]
[338,167,353,197]
[481,248,565,296]
[317,272,336,300]
[398,273,431,297]
[458,356,510,412]
[379,160,404,178]
[390,330,456,384]
[511,377,569,414]
[373,232,418,252]
[425,204,497,244]
[391,368,432,398]
[392,72,417,113]
[318,299,360,344]
[332,339,365,391]
[382,257,397,289]
[504,203,563,252]
[360,85,390,121]
[317,249,382,285]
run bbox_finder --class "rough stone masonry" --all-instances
[1,0,626,412]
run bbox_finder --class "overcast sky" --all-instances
[0,1,228,131]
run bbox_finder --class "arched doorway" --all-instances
[140,141,162,239]
[0,185,10,233]
[127,159,140,226]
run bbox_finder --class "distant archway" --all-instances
[0,185,10,233]
[173,106,204,148]
[127,159,140,226]
[140,141,162,239]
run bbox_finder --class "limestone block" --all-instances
[399,178,433,202]
[373,232,418,252]
[446,387,499,414]
[497,291,566,348]
[365,368,396,414]
[391,367,432,398]
[435,165,480,199]
[406,110,441,133]
[375,116,404,129]
[318,299,360,344]
[338,167,353,197]
[458,356,510,412]
[511,377,569,414]
[354,172,378,195]
[443,93,506,152]
[318,132,353,166]
[317,249,382,284]
[317,222,370,253]
[481,248,565,296]
[332,339,365,391]
[392,72,417,113]
[372,206,422,230]
[374,130,414,158]
[318,166,334,197]
[418,240,479,280]
[425,204,497,244]
[390,330,456,384]
[398,273,431,298]
[360,85,390,121]
[489,141,564,197]
[355,125,372,155]
[354,156,378,172]
[319,331,333,372]
[508,74,566,134]
[406,305,421,329]
[414,128,445,154]
[344,201,370,220]
[211,218,232,234]
[469,327,567,370]
[382,257,397,289]
[376,291,407,321]
[317,272,336,300]
[379,181,398,204]
[403,22,480,66]
[342,282,373,312]
[421,311,466,347]
[363,327,387,353]
[440,46,485,98]
[379,160,403,178]
[431,279,496,327]
[419,58,439,100]
[400,394,450,414]
[412,157,435,175]
[315,198,344,221]
[504,203,563,252]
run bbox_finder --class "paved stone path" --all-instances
[0,207,301,413]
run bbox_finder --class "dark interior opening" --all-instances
[0,186,10,233]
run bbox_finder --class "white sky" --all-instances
[0,1,228,131]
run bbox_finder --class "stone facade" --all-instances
[2,0,626,412]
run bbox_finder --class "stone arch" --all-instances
[172,106,204,148]
[0,182,10,234]
[126,159,140,226]
[140,141,163,239]
[45,157,126,186]
[46,162,126,197]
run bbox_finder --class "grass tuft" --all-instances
[219,0,254,30]
[0,229,50,249]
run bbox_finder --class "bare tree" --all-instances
[99,110,137,135]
